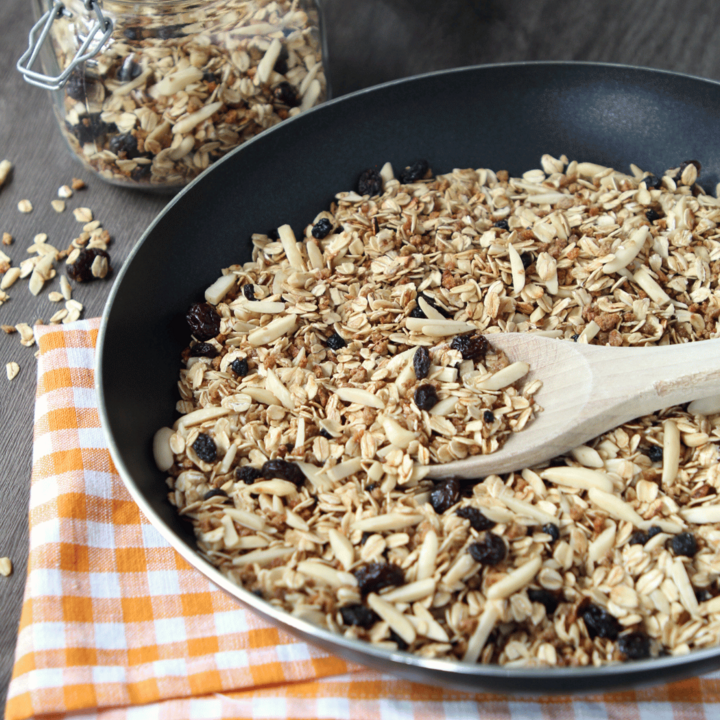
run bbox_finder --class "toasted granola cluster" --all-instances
[156,155,720,668]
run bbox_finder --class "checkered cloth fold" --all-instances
[6,319,720,719]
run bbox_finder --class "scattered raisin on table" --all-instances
[528,588,559,616]
[261,459,305,487]
[192,433,217,463]
[326,332,347,350]
[542,523,560,543]
[398,159,429,184]
[413,346,430,379]
[354,562,404,595]
[272,81,300,107]
[617,632,651,660]
[203,488,228,501]
[581,603,620,640]
[493,219,509,230]
[340,604,378,628]
[68,248,111,283]
[469,533,507,565]
[413,384,439,411]
[186,302,221,340]
[231,358,249,377]
[189,342,218,358]
[670,532,697,557]
[647,445,663,462]
[483,410,495,423]
[236,465,262,485]
[450,333,489,362]
[357,168,383,196]
[456,506,495,532]
[430,477,460,514]
[646,208,662,223]
[243,284,256,301]
[311,217,333,239]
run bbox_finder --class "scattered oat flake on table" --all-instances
[58,185,72,199]
[51,199,65,213]
[0,160,12,188]
[6,362,19,381]
[1,233,12,246]
[15,323,35,347]
[71,178,86,190]
[48,291,64,302]
[1,325,16,334]
[17,199,32,213]
[73,207,93,223]
[0,557,12,577]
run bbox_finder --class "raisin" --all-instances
[483,410,495,423]
[70,113,114,144]
[326,332,347,350]
[617,632,651,660]
[157,24,184,39]
[413,384,439,411]
[68,248,111,283]
[231,358,249,377]
[542,523,560,543]
[243,284,256,301]
[456,506,495,532]
[65,71,87,101]
[319,428,333,440]
[646,208,662,223]
[123,26,143,41]
[571,334,579,342]
[360,532,371,545]
[117,57,142,82]
[647,526,662,539]
[354,562,404,595]
[643,174,663,190]
[430,477,460,514]
[108,132,139,158]
[413,346,430,379]
[267,228,280,240]
[388,629,409,650]
[251,588,264,599]
[236,465,262,485]
[469,533,507,565]
[311,217,333,239]
[365,483,376,493]
[696,588,713,603]
[670,532,697,557]
[527,588,559,615]
[493,219,509,230]
[647,445,663,462]
[261,459,305,487]
[674,159,702,182]
[202,70,219,84]
[340,604,378,628]
[450,333,489,362]
[409,305,426,319]
[628,531,649,546]
[274,45,289,75]
[186,302,221,340]
[193,433,217,463]
[581,603,620,640]
[203,488,228,501]
[189,342,218,358]
[272,81,299,107]
[398,159,429,184]
[520,252,534,269]
[357,168,382,196]
[131,162,152,182]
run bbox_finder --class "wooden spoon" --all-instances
[426,333,720,479]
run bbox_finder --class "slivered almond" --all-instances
[328,529,354,570]
[353,514,424,532]
[486,556,542,599]
[335,387,385,409]
[367,593,416,645]
[475,362,529,391]
[248,314,297,346]
[540,467,614,493]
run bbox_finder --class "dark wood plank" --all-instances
[2,0,720,712]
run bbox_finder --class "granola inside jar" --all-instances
[23,0,327,190]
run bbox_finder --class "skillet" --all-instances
[98,61,720,694]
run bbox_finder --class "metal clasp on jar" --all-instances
[17,0,114,91]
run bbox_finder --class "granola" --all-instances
[48,0,326,189]
[158,155,720,668]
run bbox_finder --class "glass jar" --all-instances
[19,0,328,191]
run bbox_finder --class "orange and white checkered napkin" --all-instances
[7,319,720,720]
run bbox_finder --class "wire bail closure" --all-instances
[17,0,114,91]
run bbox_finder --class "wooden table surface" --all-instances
[3,0,720,711]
